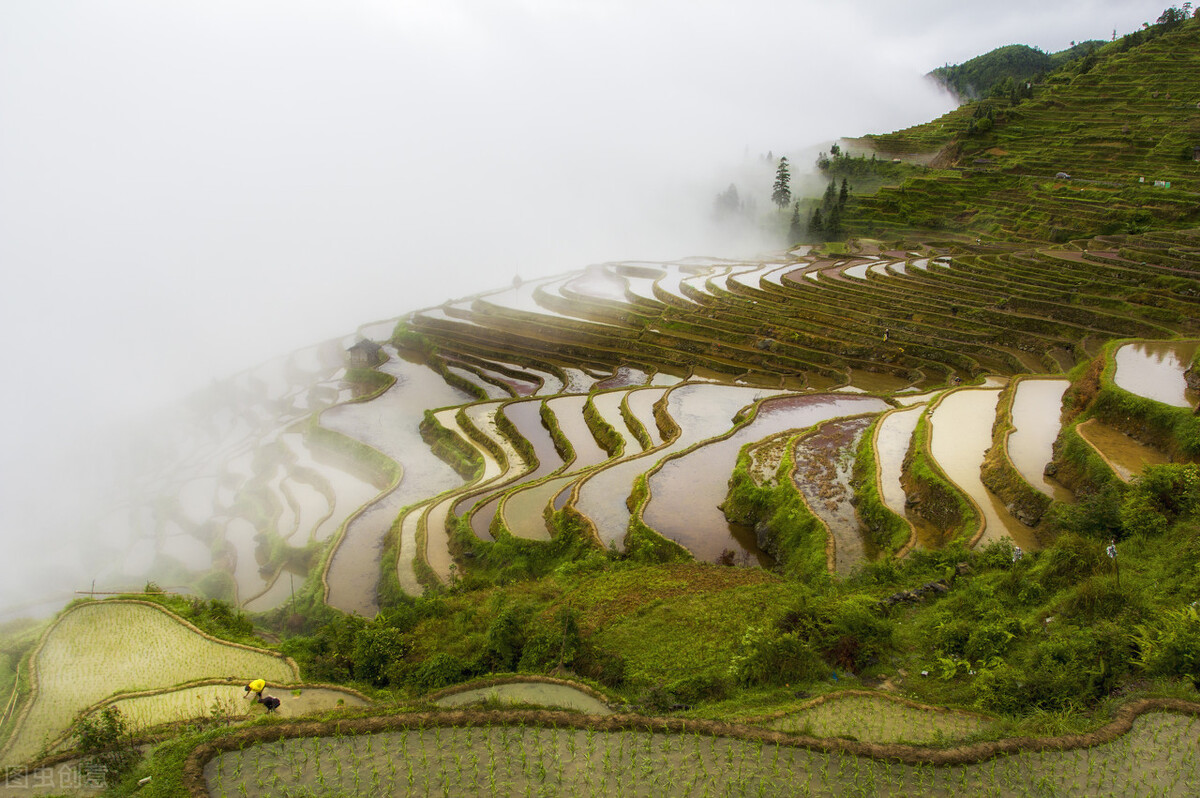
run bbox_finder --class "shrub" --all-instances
[1030,533,1104,594]
[823,595,894,673]
[351,625,411,686]
[573,646,627,687]
[728,626,827,687]
[665,674,729,704]
[412,652,467,690]
[1120,464,1200,538]
[483,605,526,672]
[71,706,138,778]
[976,625,1120,713]
[1136,605,1200,688]
[963,612,1023,663]
[1043,485,1123,540]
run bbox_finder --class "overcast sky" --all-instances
[0,0,1173,607]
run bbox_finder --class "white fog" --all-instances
[0,0,1173,612]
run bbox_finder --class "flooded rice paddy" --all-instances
[1007,379,1072,501]
[873,406,943,550]
[1076,419,1173,481]
[623,388,668,447]
[206,711,1200,798]
[1113,339,1199,409]
[791,417,877,574]
[548,396,609,465]
[643,395,886,563]
[575,384,782,549]
[323,353,474,614]
[468,400,562,540]
[928,389,1039,551]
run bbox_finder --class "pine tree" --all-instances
[822,180,837,211]
[810,208,824,239]
[838,178,849,209]
[789,202,804,242]
[772,157,792,209]
[827,204,842,238]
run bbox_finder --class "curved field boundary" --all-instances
[783,424,836,573]
[868,407,921,558]
[185,698,1200,798]
[630,389,786,558]
[317,467,401,608]
[40,680,370,755]
[1074,418,1169,483]
[426,675,614,709]
[919,390,988,548]
[564,382,688,544]
[788,413,891,573]
[1088,338,1200,460]
[981,375,1060,527]
[0,600,298,766]
[741,688,992,734]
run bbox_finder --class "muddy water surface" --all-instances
[469,400,562,539]
[643,394,886,563]
[747,434,790,484]
[575,385,781,548]
[1076,419,1173,481]
[1114,340,1199,408]
[792,417,877,573]
[625,388,669,447]
[322,352,472,615]
[1008,379,1072,501]
[591,390,640,451]
[874,406,942,549]
[929,389,1038,550]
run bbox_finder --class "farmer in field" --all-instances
[258,694,281,713]
[244,678,266,700]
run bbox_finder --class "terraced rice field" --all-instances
[763,692,990,744]
[65,228,1199,627]
[0,601,296,765]
[107,685,367,729]
[204,709,1200,797]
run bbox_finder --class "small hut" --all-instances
[346,339,383,367]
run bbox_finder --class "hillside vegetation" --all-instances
[929,41,1103,101]
[837,14,1200,244]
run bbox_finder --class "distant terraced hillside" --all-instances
[841,16,1200,243]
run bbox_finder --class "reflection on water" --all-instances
[574,384,783,548]
[928,389,1038,550]
[469,400,561,539]
[323,352,471,615]
[643,394,886,563]
[547,396,609,467]
[1114,340,1199,409]
[592,391,640,451]
[873,406,941,548]
[1008,379,1072,501]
